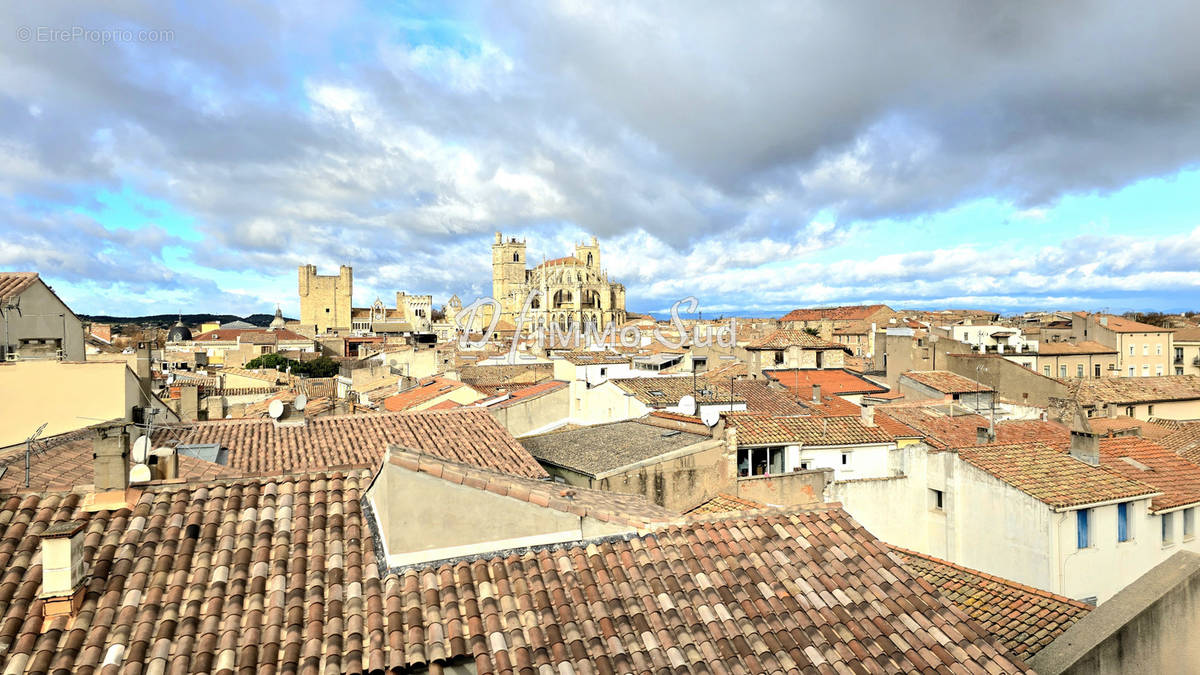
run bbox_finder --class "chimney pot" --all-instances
[92,425,130,493]
[1069,429,1100,466]
[812,384,822,404]
[860,405,876,427]
[976,426,993,445]
[40,520,86,618]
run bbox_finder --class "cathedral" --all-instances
[492,232,627,330]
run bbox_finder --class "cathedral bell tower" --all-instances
[492,232,527,318]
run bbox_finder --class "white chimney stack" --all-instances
[40,520,86,618]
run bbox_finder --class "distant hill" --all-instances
[79,313,294,329]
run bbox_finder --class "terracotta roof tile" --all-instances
[1098,436,1200,512]
[1086,416,1175,440]
[956,442,1158,509]
[765,368,888,396]
[683,493,767,514]
[890,545,1091,658]
[611,376,744,407]
[1035,340,1117,355]
[0,272,39,304]
[520,419,712,477]
[747,329,848,350]
[1093,314,1173,333]
[0,492,1032,673]
[1066,375,1200,406]
[782,304,892,322]
[383,376,480,411]
[730,380,810,415]
[152,407,549,479]
[1158,422,1200,464]
[556,350,630,365]
[727,413,894,446]
[903,370,994,394]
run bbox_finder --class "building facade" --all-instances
[491,233,626,330]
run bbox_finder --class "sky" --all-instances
[3,1,1200,319]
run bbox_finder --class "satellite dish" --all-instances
[701,408,720,427]
[677,394,697,416]
[132,435,151,463]
[129,463,152,483]
[294,393,308,411]
[268,399,284,419]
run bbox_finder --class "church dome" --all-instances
[166,318,192,342]
[269,306,286,330]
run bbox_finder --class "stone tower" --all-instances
[492,232,527,318]
[575,236,601,270]
[298,264,352,333]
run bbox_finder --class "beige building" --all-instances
[1035,341,1119,379]
[744,329,849,377]
[1173,327,1200,376]
[780,304,895,349]
[0,272,85,362]
[299,264,433,335]
[1076,314,1174,378]
[491,232,626,330]
[0,359,177,448]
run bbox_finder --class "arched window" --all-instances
[553,290,572,309]
[586,252,593,266]
[512,252,519,262]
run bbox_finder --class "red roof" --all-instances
[1094,314,1173,333]
[484,379,568,408]
[192,327,312,343]
[902,370,994,394]
[383,376,479,412]
[1099,437,1200,512]
[765,368,888,396]
[535,255,582,268]
[0,272,38,303]
[782,304,891,322]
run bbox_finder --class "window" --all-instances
[1143,344,1149,356]
[599,367,606,377]
[930,489,944,510]
[1163,512,1175,545]
[1126,406,1135,417]
[325,308,330,313]
[1148,405,1154,416]
[1077,509,1091,549]
[1059,365,1067,378]
[1128,367,1135,376]
[1142,364,1150,376]
[1185,508,1196,541]
[1156,344,1162,356]
[512,252,519,262]
[1129,344,1135,356]
[774,351,784,365]
[1156,365,1163,376]
[1178,368,1186,375]
[1095,363,1101,378]
[738,447,784,477]
[841,452,850,466]
[1117,503,1131,542]
[1044,365,1051,376]
[1077,364,1084,378]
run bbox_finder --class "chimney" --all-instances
[178,385,199,421]
[134,341,152,393]
[92,424,130,493]
[1107,405,1116,419]
[812,384,821,404]
[1069,407,1100,466]
[150,446,178,480]
[975,426,994,445]
[40,520,86,619]
[860,405,876,427]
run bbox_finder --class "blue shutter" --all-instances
[1117,503,1128,542]
[1077,509,1089,549]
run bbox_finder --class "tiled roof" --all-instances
[727,413,894,446]
[798,394,866,418]
[387,447,678,527]
[241,391,337,419]
[0,491,1031,673]
[520,420,712,477]
[483,379,567,408]
[729,380,809,415]
[1067,375,1200,406]
[782,304,891,322]
[219,366,289,384]
[1158,422,1200,464]
[297,376,338,399]
[956,442,1158,509]
[1086,415,1175,440]
[1093,314,1173,333]
[683,493,767,514]
[700,359,748,381]
[534,255,582,268]
[872,411,925,439]
[457,362,553,387]
[1174,326,1200,342]
[874,405,988,449]
[890,546,1092,659]
[153,408,549,479]
[765,368,889,396]
[611,376,744,407]
[903,371,994,394]
[1099,436,1200,512]
[746,329,847,351]
[383,376,479,412]
[1035,340,1117,355]
[0,429,241,493]
[191,327,313,343]
[0,272,38,303]
[556,350,630,365]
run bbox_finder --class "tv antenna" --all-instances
[23,422,47,488]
